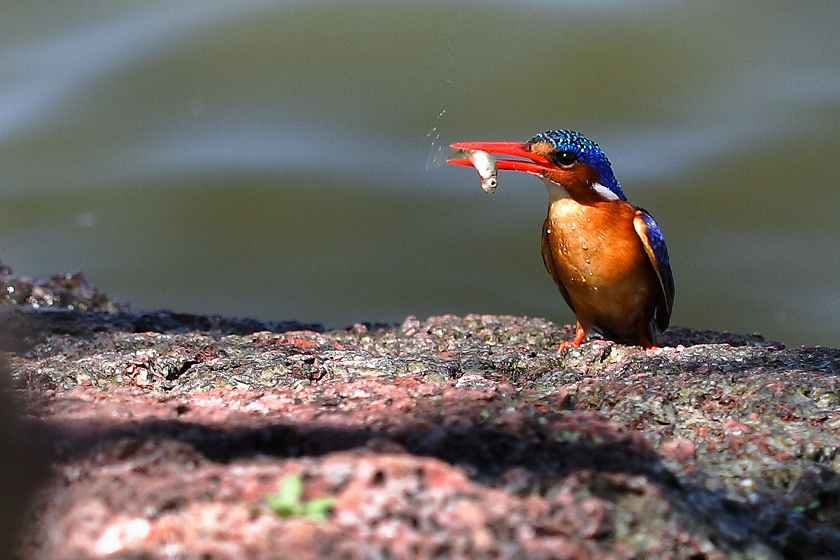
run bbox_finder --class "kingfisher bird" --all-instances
[448,129,674,351]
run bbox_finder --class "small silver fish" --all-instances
[463,149,498,195]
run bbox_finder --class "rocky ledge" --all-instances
[2,269,840,559]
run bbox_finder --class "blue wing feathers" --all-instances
[636,209,675,329]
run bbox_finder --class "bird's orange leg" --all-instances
[638,332,660,350]
[557,325,586,354]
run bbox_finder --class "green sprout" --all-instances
[266,473,336,522]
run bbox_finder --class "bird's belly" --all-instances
[546,202,657,336]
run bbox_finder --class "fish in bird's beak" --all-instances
[451,149,498,194]
[447,141,556,179]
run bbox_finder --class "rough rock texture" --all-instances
[2,267,840,559]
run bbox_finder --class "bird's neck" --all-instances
[541,177,571,203]
[541,177,614,205]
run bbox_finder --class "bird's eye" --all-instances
[552,151,577,167]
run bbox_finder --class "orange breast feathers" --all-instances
[541,198,661,344]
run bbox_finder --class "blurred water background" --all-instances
[1,1,838,347]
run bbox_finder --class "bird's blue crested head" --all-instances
[529,130,626,201]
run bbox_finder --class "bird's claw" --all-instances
[556,327,587,354]
[556,341,576,355]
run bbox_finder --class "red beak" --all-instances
[446,141,555,175]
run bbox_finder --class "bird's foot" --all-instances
[555,341,577,354]
[556,327,587,354]
[638,333,661,351]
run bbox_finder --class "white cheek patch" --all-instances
[592,182,621,200]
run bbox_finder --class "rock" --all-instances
[3,267,840,559]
